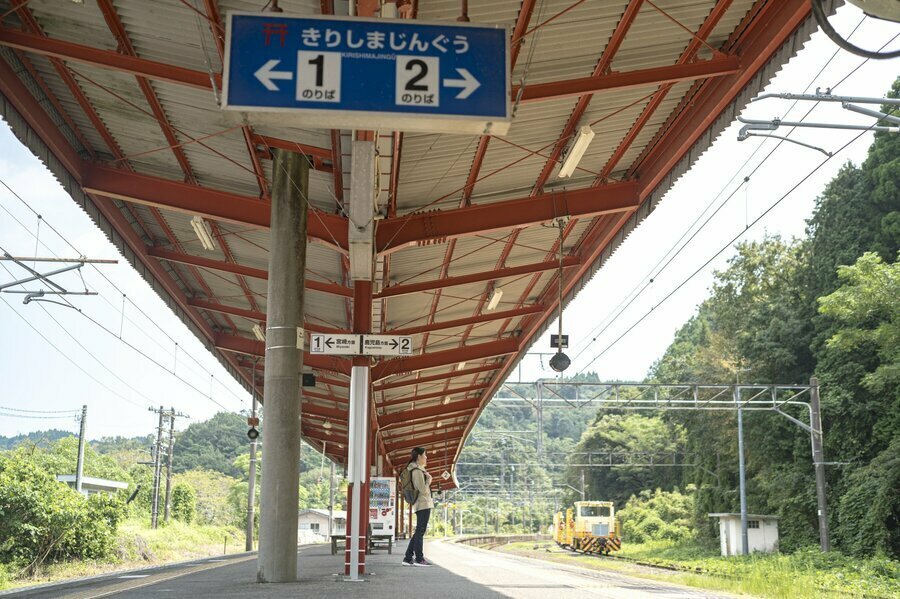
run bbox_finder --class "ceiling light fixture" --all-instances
[457,362,467,371]
[486,288,503,311]
[442,397,451,405]
[323,421,332,430]
[252,323,266,342]
[558,125,595,178]
[190,216,216,251]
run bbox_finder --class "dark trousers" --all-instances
[404,508,431,562]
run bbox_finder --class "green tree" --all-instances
[175,469,240,526]
[567,413,684,506]
[174,412,248,477]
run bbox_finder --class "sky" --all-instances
[0,4,898,441]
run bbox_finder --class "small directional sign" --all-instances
[362,335,413,356]
[310,333,360,355]
[551,334,569,349]
[222,12,510,135]
[309,333,413,356]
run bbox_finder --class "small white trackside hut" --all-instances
[708,513,779,556]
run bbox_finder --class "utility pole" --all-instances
[246,377,259,551]
[163,408,188,523]
[734,385,749,556]
[328,459,335,537]
[150,405,166,529]
[75,405,87,494]
[810,377,830,551]
[580,469,586,501]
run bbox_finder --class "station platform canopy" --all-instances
[0,0,828,488]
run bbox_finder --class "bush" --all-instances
[619,488,694,544]
[0,452,125,573]
[836,438,900,557]
[171,484,196,524]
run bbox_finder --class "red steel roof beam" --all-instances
[514,55,739,104]
[97,0,263,322]
[413,0,536,396]
[303,389,349,404]
[147,246,353,297]
[384,431,466,454]
[474,0,814,464]
[378,257,579,299]
[373,364,500,392]
[386,305,544,336]
[630,0,809,198]
[13,1,238,334]
[380,399,481,427]
[597,0,735,183]
[371,338,519,382]
[0,25,217,89]
[531,0,644,195]
[0,42,252,389]
[214,333,351,375]
[187,299,347,334]
[377,383,489,409]
[376,181,638,253]
[81,163,349,250]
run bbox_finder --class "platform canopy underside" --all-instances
[0,0,835,486]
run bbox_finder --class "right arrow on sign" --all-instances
[254,59,293,91]
[443,68,480,99]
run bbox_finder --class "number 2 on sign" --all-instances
[395,55,439,107]
[297,51,341,102]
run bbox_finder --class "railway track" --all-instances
[502,542,896,599]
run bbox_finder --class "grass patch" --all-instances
[0,517,244,591]
[494,540,900,599]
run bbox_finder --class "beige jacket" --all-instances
[407,462,434,511]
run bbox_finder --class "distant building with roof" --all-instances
[56,475,129,497]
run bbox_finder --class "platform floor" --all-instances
[4,540,735,598]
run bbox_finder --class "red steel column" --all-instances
[344,281,372,576]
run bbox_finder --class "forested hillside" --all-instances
[563,79,899,558]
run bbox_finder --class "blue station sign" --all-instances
[222,13,510,135]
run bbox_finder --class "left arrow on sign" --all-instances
[255,59,293,91]
[443,68,480,100]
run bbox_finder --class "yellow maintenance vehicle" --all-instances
[553,501,622,555]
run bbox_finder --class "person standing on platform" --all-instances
[401,447,434,567]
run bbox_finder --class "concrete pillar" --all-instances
[257,149,309,583]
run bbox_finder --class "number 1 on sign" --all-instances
[297,51,341,103]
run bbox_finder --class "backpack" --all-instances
[399,466,419,505]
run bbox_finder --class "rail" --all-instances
[456,534,550,547]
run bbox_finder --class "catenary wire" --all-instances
[568,19,880,365]
[0,177,250,406]
[576,119,886,376]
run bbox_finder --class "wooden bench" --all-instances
[330,534,345,556]
[368,534,393,554]
[330,533,394,555]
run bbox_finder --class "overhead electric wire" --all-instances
[577,119,885,376]
[568,19,884,367]
[0,295,148,410]
[0,405,80,414]
[569,16,869,363]
[0,177,249,408]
